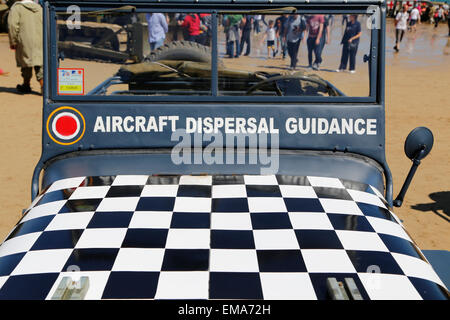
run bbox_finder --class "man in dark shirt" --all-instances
[284,14,307,70]
[240,15,254,56]
[199,13,212,46]
[337,14,362,73]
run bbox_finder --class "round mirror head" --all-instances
[404,127,434,160]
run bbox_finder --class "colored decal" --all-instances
[46,106,86,145]
[57,68,85,95]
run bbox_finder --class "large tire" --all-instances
[145,41,215,64]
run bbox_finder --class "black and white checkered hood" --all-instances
[0,174,447,300]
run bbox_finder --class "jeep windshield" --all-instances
[52,8,377,99]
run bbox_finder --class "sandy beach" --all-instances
[0,19,449,250]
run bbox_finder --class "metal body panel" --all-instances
[0,174,448,300]
[422,250,450,290]
[36,1,392,202]
[40,151,386,193]
[36,102,391,201]
[41,103,386,163]
[38,1,391,202]
[45,1,386,5]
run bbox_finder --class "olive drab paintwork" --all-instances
[117,60,343,96]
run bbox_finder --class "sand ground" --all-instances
[0,20,449,249]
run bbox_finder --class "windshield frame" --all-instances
[45,3,382,103]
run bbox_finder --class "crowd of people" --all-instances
[391,1,449,30]
[3,2,450,94]
[394,3,450,52]
[146,13,352,71]
[221,13,362,73]
[145,13,212,51]
[163,8,448,73]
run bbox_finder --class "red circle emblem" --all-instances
[50,111,81,141]
[55,115,78,137]
[47,106,85,145]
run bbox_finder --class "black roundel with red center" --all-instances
[46,106,85,145]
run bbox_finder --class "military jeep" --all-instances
[0,0,448,300]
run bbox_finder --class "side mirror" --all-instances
[393,127,434,207]
[404,127,434,161]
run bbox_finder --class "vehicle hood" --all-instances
[0,174,447,300]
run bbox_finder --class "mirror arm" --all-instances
[393,147,426,207]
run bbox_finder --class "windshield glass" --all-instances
[218,13,371,97]
[53,9,375,98]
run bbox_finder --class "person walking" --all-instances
[239,15,253,56]
[261,20,277,59]
[327,14,334,28]
[145,13,168,51]
[448,9,450,36]
[306,14,325,70]
[408,6,421,32]
[316,15,331,68]
[8,0,43,94]
[394,5,409,52]
[336,14,361,73]
[284,14,306,70]
[173,13,187,41]
[224,14,243,58]
[342,14,348,29]
[199,13,212,46]
[253,14,262,34]
[275,14,288,59]
[178,13,201,43]
[434,5,444,28]
[429,5,436,24]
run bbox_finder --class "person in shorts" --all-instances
[408,6,421,32]
[260,20,276,58]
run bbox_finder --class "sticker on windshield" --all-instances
[57,68,84,95]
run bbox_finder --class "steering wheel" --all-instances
[245,74,340,97]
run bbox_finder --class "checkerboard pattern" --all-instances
[0,175,447,300]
